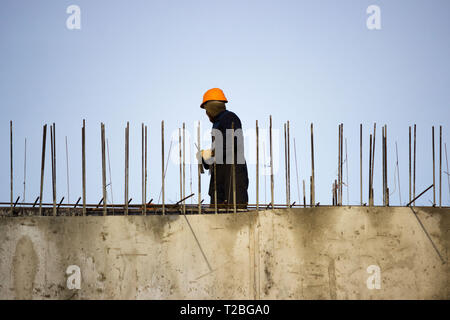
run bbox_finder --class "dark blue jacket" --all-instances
[203,110,249,207]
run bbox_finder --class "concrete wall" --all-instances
[0,207,448,299]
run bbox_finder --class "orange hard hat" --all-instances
[200,88,228,108]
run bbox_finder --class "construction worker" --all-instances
[197,88,249,209]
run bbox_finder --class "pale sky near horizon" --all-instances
[1,0,449,207]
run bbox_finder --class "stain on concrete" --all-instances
[12,236,38,299]
[263,250,274,295]
[328,259,337,300]
[133,215,180,240]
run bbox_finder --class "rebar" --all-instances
[82,120,86,216]
[101,123,107,216]
[439,126,442,208]
[10,121,13,215]
[371,123,376,205]
[413,124,416,205]
[360,124,362,206]
[287,121,291,206]
[385,125,388,206]
[179,128,182,212]
[183,122,186,214]
[50,123,56,216]
[232,122,236,214]
[409,126,411,203]
[142,123,145,215]
[23,138,26,204]
[432,126,435,206]
[302,179,306,207]
[65,136,70,204]
[197,121,201,214]
[125,122,129,215]
[161,120,165,215]
[256,120,259,211]
[284,123,288,206]
[269,116,274,209]
[311,123,315,206]
[368,134,373,206]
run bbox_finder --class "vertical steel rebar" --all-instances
[50,125,54,212]
[302,179,306,208]
[54,124,57,215]
[284,123,288,206]
[333,179,338,206]
[51,123,56,216]
[125,122,129,215]
[311,123,315,206]
[432,126,436,205]
[384,124,389,206]
[338,124,341,206]
[23,138,26,204]
[382,127,385,206]
[256,120,259,211]
[232,122,236,214]
[179,128,182,210]
[270,116,274,209]
[214,160,218,214]
[65,136,70,204]
[439,125,442,208]
[339,123,344,206]
[82,120,86,216]
[360,124,362,206]
[142,123,145,214]
[10,121,13,215]
[189,133,193,212]
[368,134,372,206]
[332,182,334,205]
[334,179,338,206]
[183,122,186,214]
[197,121,201,214]
[212,121,217,214]
[54,123,57,214]
[287,120,291,206]
[413,124,416,205]
[371,123,376,206]
[145,125,148,215]
[161,121,165,215]
[101,123,107,216]
[409,126,411,204]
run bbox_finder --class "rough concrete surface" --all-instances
[0,207,448,299]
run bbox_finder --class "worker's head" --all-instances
[203,100,226,122]
[200,88,228,122]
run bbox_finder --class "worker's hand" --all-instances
[196,149,214,165]
[201,149,213,161]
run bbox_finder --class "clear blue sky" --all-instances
[1,0,449,207]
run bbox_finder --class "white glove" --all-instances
[196,149,214,165]
[201,149,213,161]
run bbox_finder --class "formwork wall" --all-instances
[0,207,448,299]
